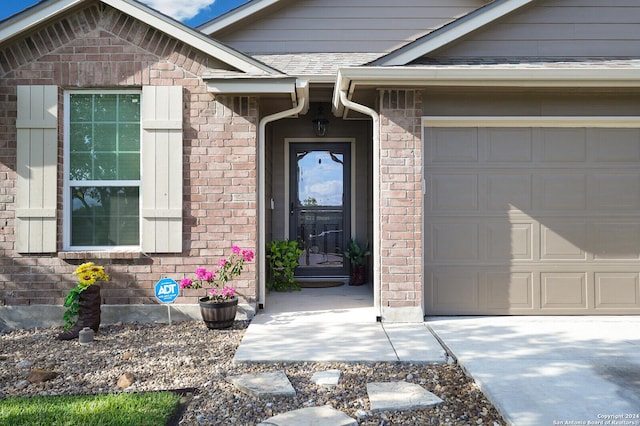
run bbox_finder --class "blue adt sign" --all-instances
[155,278,179,304]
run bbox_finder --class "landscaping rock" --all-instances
[117,372,135,389]
[26,368,58,384]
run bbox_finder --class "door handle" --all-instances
[290,202,294,216]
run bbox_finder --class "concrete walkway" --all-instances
[428,316,640,426]
[235,287,640,425]
[234,285,447,363]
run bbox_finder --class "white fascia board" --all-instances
[376,0,535,66]
[0,0,82,45]
[339,66,640,87]
[206,77,297,95]
[333,66,640,115]
[198,0,283,35]
[103,0,277,76]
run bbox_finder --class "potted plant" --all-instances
[180,245,254,329]
[344,239,371,286]
[266,240,303,291]
[57,262,109,340]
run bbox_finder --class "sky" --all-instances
[0,0,250,27]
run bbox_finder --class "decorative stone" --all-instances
[78,327,94,345]
[310,370,341,387]
[257,405,357,426]
[227,371,295,399]
[122,353,133,360]
[16,360,33,369]
[26,368,58,384]
[367,381,443,412]
[117,372,135,389]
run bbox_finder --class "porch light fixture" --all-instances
[312,106,329,137]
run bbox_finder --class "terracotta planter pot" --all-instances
[198,296,238,329]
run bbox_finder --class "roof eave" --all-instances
[333,66,640,116]
[372,0,536,67]
[205,75,307,109]
[198,0,284,36]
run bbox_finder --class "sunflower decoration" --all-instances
[73,262,109,288]
[62,263,109,331]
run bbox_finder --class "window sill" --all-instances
[58,251,147,260]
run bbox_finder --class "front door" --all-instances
[289,142,351,277]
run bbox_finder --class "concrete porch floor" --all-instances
[233,283,448,364]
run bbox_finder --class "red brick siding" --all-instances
[0,4,258,307]
[378,89,423,309]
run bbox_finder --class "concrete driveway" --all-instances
[427,316,640,426]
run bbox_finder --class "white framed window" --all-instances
[63,91,142,250]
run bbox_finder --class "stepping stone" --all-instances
[310,369,341,387]
[257,405,357,426]
[227,371,295,399]
[367,381,443,412]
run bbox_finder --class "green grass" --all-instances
[0,391,182,426]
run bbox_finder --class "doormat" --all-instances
[298,282,344,288]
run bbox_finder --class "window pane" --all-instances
[71,187,139,246]
[118,154,140,180]
[69,95,93,122]
[94,94,117,122]
[94,123,117,151]
[119,94,140,122]
[70,123,92,153]
[94,154,118,180]
[70,153,93,181]
[69,93,140,182]
[119,123,140,151]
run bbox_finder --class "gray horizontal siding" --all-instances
[215,0,489,54]
[434,0,640,59]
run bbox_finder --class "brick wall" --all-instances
[0,4,258,307]
[378,89,423,311]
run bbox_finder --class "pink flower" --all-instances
[242,249,254,262]
[195,268,207,280]
[179,246,253,302]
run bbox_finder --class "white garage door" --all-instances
[424,119,640,315]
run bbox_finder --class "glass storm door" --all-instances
[290,143,350,277]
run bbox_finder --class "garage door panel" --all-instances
[542,128,587,162]
[591,223,640,260]
[540,222,587,260]
[541,272,588,310]
[592,128,640,162]
[431,223,479,262]
[588,174,640,210]
[538,174,587,210]
[431,175,478,210]
[431,271,480,310]
[428,127,479,162]
[486,222,533,260]
[595,273,640,309]
[487,174,532,210]
[425,123,640,315]
[486,128,533,162]
[486,272,534,310]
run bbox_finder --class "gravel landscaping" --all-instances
[0,321,506,425]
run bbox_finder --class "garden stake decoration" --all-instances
[57,262,108,340]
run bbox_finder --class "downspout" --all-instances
[338,89,382,321]
[257,80,309,309]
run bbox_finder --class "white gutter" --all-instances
[257,79,309,308]
[337,88,382,321]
